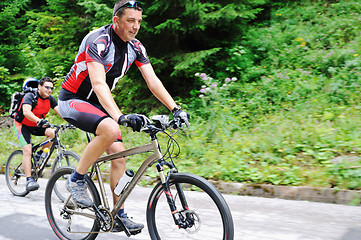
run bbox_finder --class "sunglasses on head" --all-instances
[44,86,54,91]
[114,1,142,16]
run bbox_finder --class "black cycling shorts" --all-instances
[58,99,122,141]
[14,120,47,147]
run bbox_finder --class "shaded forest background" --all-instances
[1,0,361,192]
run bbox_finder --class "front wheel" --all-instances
[146,172,234,240]
[51,151,80,202]
[5,150,29,197]
[45,167,101,240]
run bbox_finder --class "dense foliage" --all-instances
[181,0,361,190]
[0,0,268,112]
[1,0,361,192]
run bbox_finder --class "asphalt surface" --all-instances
[1,174,361,240]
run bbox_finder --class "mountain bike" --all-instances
[45,115,234,240]
[5,123,80,197]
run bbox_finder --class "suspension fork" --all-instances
[157,163,190,229]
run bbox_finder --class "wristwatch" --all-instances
[172,105,181,114]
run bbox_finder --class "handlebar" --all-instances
[48,123,77,133]
[32,123,77,148]
[141,115,185,134]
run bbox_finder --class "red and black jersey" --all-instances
[15,92,58,127]
[59,24,150,104]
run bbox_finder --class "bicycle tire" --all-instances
[5,150,29,197]
[51,151,81,173]
[45,166,101,240]
[146,172,234,240]
[51,151,80,202]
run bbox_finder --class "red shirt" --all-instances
[15,92,57,127]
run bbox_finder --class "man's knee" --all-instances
[45,128,56,138]
[97,118,120,140]
[22,144,32,157]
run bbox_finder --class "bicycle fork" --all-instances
[157,163,195,229]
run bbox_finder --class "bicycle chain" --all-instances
[65,207,114,234]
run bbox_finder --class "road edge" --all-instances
[211,180,361,206]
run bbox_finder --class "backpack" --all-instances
[9,78,39,118]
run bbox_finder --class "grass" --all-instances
[1,98,361,190]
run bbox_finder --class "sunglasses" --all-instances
[44,86,54,91]
[114,1,142,16]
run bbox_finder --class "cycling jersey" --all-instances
[59,24,150,104]
[15,91,57,127]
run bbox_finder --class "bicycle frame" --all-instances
[31,125,68,178]
[88,138,164,216]
[79,125,191,238]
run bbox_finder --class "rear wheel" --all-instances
[5,150,29,197]
[146,172,234,240]
[45,167,101,240]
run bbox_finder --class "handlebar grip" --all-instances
[172,118,181,129]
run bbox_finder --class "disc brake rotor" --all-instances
[183,210,201,234]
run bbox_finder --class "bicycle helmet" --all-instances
[23,77,39,92]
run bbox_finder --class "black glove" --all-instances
[118,114,148,132]
[172,106,190,128]
[37,119,50,128]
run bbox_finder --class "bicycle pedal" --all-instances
[129,229,142,235]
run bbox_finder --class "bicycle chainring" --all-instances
[97,207,113,232]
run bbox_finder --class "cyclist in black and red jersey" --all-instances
[14,77,62,192]
[58,0,189,233]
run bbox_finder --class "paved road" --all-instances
[0,174,361,240]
